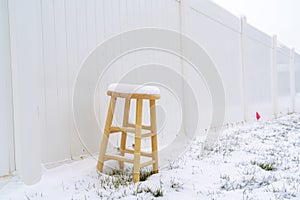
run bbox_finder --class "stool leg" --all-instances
[119,98,130,169]
[97,96,117,172]
[133,98,143,182]
[150,100,158,174]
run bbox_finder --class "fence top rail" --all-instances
[276,41,291,57]
[189,0,241,34]
[245,24,272,48]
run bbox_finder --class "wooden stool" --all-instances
[97,83,160,182]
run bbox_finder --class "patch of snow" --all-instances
[0,114,299,199]
[108,83,160,95]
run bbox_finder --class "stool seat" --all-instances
[108,83,160,99]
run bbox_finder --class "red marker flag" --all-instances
[256,112,261,120]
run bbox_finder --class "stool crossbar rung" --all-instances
[109,127,155,138]
[120,149,153,157]
[140,160,156,168]
[104,154,134,163]
[104,154,156,169]
[126,123,152,130]
[109,127,136,133]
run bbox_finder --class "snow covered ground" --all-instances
[0,114,299,200]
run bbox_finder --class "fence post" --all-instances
[271,35,278,117]
[240,16,248,121]
[0,0,15,176]
[8,0,42,185]
[289,48,295,112]
[179,0,189,137]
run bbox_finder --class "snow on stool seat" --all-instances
[107,83,160,99]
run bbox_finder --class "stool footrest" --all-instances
[141,132,155,138]
[104,154,134,163]
[141,160,156,168]
[126,123,151,130]
[121,149,152,157]
[104,153,155,168]
[110,126,136,133]
[127,132,155,138]
[109,126,155,138]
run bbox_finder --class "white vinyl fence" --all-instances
[0,0,299,184]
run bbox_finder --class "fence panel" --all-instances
[276,42,291,114]
[294,53,300,112]
[187,0,244,125]
[244,24,273,120]
[37,0,182,164]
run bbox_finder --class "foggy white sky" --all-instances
[211,0,300,53]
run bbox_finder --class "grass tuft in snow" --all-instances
[99,168,133,190]
[258,163,276,171]
[251,161,276,171]
[220,172,277,191]
[170,177,184,191]
[96,167,162,198]
[143,179,164,197]
[139,168,154,182]
[108,167,154,182]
